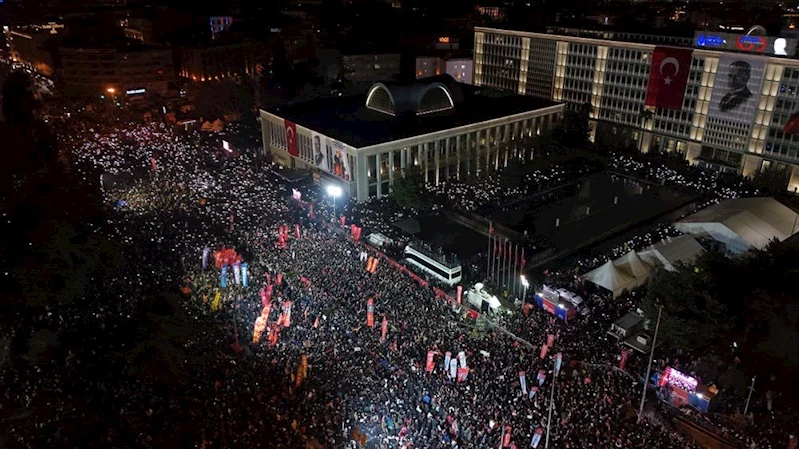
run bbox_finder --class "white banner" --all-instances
[449,359,458,379]
[444,351,452,372]
[519,371,527,396]
[458,351,467,369]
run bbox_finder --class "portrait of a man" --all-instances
[313,135,324,165]
[719,61,752,113]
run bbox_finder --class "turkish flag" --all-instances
[645,47,693,110]
[284,120,299,157]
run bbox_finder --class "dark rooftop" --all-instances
[266,75,560,148]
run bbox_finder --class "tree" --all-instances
[391,165,427,210]
[642,259,733,351]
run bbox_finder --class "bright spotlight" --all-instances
[326,185,343,198]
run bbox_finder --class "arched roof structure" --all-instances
[366,78,457,116]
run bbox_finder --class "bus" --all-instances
[403,245,462,286]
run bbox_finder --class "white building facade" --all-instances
[260,79,563,201]
[473,26,799,192]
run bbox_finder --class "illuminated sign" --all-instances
[694,31,797,56]
[735,35,767,53]
[438,36,450,43]
[126,88,145,95]
[696,33,727,48]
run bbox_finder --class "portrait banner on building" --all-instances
[311,132,329,171]
[707,55,766,126]
[284,119,299,157]
[645,46,694,110]
[327,138,351,181]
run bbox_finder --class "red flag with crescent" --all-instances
[645,47,693,110]
[284,120,299,156]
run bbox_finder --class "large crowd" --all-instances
[2,110,787,449]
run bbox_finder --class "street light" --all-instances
[326,185,342,223]
[520,275,529,301]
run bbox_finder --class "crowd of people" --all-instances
[3,109,787,449]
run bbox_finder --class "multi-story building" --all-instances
[177,41,266,82]
[341,53,402,85]
[4,22,66,77]
[416,56,473,84]
[59,40,174,96]
[260,75,563,201]
[473,26,799,192]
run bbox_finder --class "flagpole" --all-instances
[487,223,492,281]
[637,305,663,423]
[544,358,556,449]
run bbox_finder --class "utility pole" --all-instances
[544,358,557,449]
[637,305,663,423]
[744,375,756,415]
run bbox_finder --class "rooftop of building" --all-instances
[59,37,169,52]
[265,74,560,148]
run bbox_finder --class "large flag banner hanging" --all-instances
[444,351,452,372]
[529,386,538,399]
[619,349,629,370]
[241,262,249,288]
[456,285,463,307]
[449,359,458,379]
[456,367,469,382]
[458,351,467,369]
[366,298,375,327]
[554,352,563,377]
[284,119,299,156]
[531,428,543,448]
[519,371,527,395]
[645,47,693,110]
[220,265,229,288]
[202,247,210,270]
[381,316,388,342]
[282,301,292,327]
[232,262,241,286]
[425,351,436,373]
[503,426,512,447]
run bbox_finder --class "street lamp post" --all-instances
[326,185,342,224]
[520,275,529,302]
[107,87,117,118]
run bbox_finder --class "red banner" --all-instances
[620,349,629,371]
[284,120,298,156]
[503,426,512,447]
[539,344,548,359]
[367,298,375,327]
[341,216,346,226]
[645,47,693,110]
[547,334,555,347]
[456,367,469,382]
[788,435,797,449]
[295,224,301,239]
[381,316,388,342]
[456,285,463,306]
[425,350,435,373]
[276,273,283,286]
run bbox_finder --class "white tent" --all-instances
[675,197,799,254]
[614,250,652,279]
[582,260,637,297]
[638,235,705,271]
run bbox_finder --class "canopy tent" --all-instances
[582,260,637,297]
[614,250,651,279]
[638,235,705,271]
[675,197,798,254]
